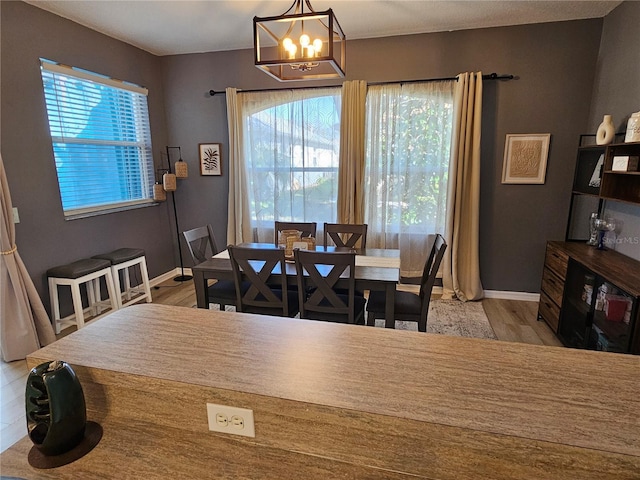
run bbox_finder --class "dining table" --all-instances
[192,243,401,328]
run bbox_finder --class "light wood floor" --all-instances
[0,279,560,453]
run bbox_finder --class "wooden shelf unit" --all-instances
[565,137,639,241]
[538,241,640,354]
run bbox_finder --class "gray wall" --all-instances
[161,19,603,293]
[1,1,175,310]
[4,0,634,306]
[588,1,640,261]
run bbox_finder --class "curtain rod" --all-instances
[208,72,514,96]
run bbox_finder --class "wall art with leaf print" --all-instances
[199,143,222,176]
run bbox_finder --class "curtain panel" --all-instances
[227,87,341,244]
[1,153,56,361]
[337,80,367,225]
[442,72,484,301]
[363,81,455,277]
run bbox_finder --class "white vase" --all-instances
[625,111,640,142]
[596,115,615,145]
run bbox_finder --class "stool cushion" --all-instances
[47,258,111,279]
[93,248,145,265]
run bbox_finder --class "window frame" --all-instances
[40,59,155,220]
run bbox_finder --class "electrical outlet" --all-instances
[206,403,255,438]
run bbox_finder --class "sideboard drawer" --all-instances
[541,267,564,307]
[544,244,569,280]
[539,291,560,333]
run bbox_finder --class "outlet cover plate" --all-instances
[206,403,255,438]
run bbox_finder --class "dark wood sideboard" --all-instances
[538,241,640,354]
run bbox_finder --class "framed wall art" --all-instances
[501,133,551,184]
[199,143,222,176]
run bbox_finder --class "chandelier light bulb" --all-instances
[283,37,293,50]
[288,43,297,58]
[313,38,323,53]
[299,34,310,47]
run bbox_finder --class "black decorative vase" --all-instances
[25,360,86,456]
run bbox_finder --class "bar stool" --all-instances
[92,248,152,308]
[47,258,119,334]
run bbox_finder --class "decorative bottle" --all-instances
[587,212,599,246]
[625,111,640,142]
[596,115,615,145]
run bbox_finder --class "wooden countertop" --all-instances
[2,304,639,478]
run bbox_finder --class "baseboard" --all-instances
[150,268,194,287]
[483,290,540,302]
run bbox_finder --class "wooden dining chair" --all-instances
[228,245,299,318]
[184,224,219,263]
[294,250,366,325]
[323,223,368,248]
[274,221,317,245]
[366,234,447,332]
[183,225,239,311]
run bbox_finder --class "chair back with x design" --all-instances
[183,225,219,265]
[294,250,363,324]
[228,246,297,317]
[323,223,368,249]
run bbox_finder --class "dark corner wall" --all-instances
[0,1,175,309]
[160,16,605,293]
[587,0,640,261]
[2,0,636,309]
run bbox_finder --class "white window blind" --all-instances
[40,60,155,218]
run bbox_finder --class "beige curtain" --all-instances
[442,72,484,301]
[1,153,56,361]
[337,80,367,224]
[227,87,341,243]
[225,87,252,245]
[364,81,455,277]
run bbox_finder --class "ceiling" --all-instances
[25,0,622,56]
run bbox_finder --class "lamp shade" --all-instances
[163,172,177,192]
[153,182,167,201]
[175,159,188,178]
[254,0,345,82]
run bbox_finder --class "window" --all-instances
[240,87,341,241]
[364,81,455,276]
[40,60,154,218]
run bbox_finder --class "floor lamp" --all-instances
[165,146,192,282]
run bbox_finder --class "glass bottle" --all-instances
[587,212,599,246]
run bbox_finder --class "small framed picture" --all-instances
[199,143,222,176]
[502,134,551,184]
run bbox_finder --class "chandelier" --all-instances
[253,0,346,81]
